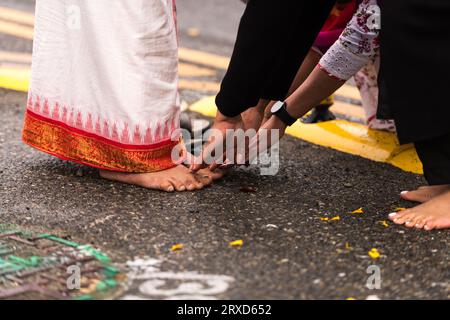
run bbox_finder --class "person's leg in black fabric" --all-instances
[400,135,450,203]
[215,0,335,118]
[191,0,334,172]
[380,0,450,230]
[389,134,450,230]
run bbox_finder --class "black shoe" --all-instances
[180,112,193,132]
[302,105,336,124]
[180,112,211,156]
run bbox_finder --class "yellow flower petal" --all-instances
[368,248,381,259]
[345,242,352,250]
[351,207,364,214]
[229,240,244,247]
[171,244,184,251]
[346,297,356,300]
[320,216,340,222]
[395,207,406,212]
[378,220,389,228]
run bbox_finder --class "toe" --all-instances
[400,190,413,201]
[194,181,204,190]
[424,221,436,231]
[169,178,186,192]
[410,213,425,227]
[414,217,426,229]
[188,175,204,190]
[392,210,415,225]
[186,183,196,191]
[160,181,175,193]
[404,220,416,228]
[388,210,407,221]
[184,176,201,190]
[400,190,429,203]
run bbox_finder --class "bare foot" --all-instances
[99,165,211,192]
[389,190,450,230]
[400,185,450,203]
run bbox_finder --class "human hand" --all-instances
[189,110,245,172]
[247,115,287,164]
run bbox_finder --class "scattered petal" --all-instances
[394,207,406,212]
[378,220,389,228]
[346,297,356,300]
[345,242,352,250]
[320,216,340,222]
[229,239,244,247]
[171,244,184,251]
[350,207,364,214]
[368,248,381,259]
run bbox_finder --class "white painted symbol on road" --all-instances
[121,258,234,300]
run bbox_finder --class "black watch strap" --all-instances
[271,101,297,126]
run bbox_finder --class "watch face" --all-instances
[271,101,284,114]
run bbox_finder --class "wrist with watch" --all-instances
[270,101,297,126]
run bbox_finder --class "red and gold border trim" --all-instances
[22,110,182,173]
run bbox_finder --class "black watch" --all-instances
[271,101,297,126]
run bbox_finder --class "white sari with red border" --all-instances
[23,0,181,173]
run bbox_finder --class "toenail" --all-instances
[167,186,174,192]
[388,212,397,217]
[424,225,430,231]
[179,186,186,191]
[400,191,409,195]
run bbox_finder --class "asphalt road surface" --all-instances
[0,0,448,300]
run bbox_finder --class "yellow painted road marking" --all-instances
[189,96,218,117]
[331,101,365,121]
[0,6,34,25]
[0,66,30,92]
[336,84,361,101]
[0,18,34,39]
[179,63,216,78]
[189,96,423,174]
[0,62,222,94]
[178,47,230,70]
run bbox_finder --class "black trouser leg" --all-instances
[415,133,450,185]
[215,0,335,117]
